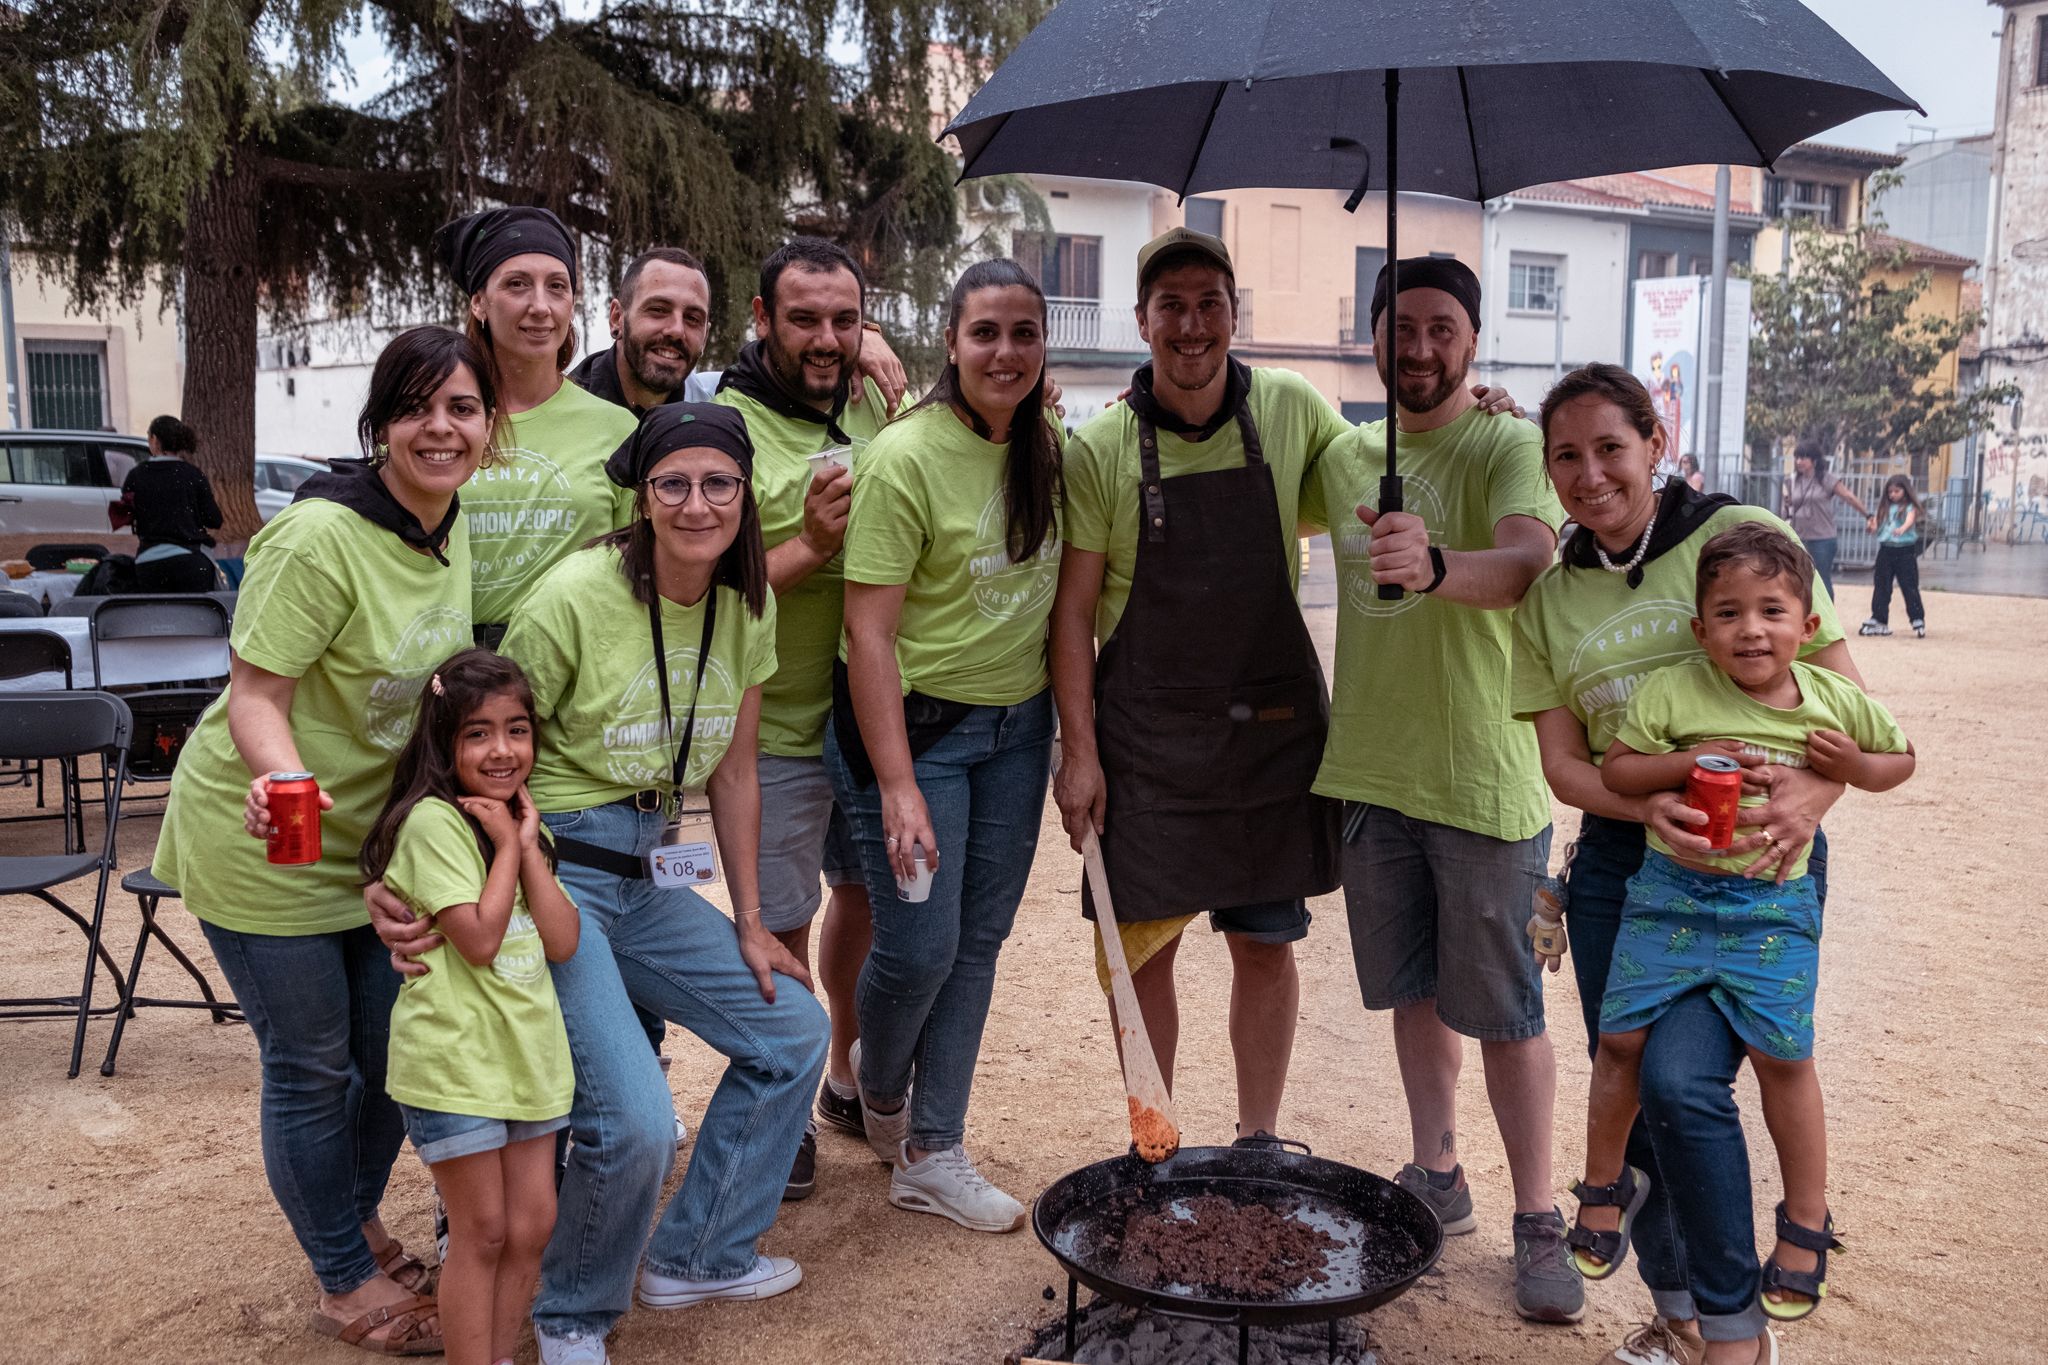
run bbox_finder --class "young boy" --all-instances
[1571,522,1914,1324]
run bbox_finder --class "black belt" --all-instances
[552,790,665,880]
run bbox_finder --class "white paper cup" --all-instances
[807,446,853,481]
[896,846,933,903]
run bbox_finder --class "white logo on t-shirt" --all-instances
[603,647,741,789]
[970,489,1060,621]
[365,604,474,752]
[466,447,579,590]
[1334,472,1446,619]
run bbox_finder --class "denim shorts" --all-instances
[1207,899,1312,943]
[1602,850,1823,1061]
[756,754,863,933]
[1341,805,1552,1041]
[399,1103,570,1166]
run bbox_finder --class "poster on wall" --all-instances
[1629,276,1750,478]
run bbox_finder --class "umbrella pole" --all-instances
[1378,67,1405,602]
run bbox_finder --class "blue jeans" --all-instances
[1807,536,1838,596]
[823,689,1053,1150]
[534,801,829,1339]
[199,921,406,1295]
[1566,814,1829,1343]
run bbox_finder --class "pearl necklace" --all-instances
[1595,508,1657,575]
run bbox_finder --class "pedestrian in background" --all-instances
[120,414,224,592]
[1781,440,1871,594]
[1862,474,1927,638]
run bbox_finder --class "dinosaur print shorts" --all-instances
[1598,850,1822,1060]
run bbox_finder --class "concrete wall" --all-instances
[1889,136,1995,267]
[1479,203,1632,411]
[1983,0,2048,532]
[6,252,182,436]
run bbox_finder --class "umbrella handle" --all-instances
[1377,474,1405,601]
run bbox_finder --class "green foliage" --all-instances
[0,0,1051,352]
[1743,177,2020,469]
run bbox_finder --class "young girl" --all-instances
[361,648,579,1365]
[1862,474,1927,638]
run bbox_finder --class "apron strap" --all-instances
[1135,403,1265,543]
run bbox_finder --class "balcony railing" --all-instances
[1045,297,1144,352]
[1236,288,1253,342]
[1339,295,1357,346]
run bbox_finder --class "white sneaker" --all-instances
[636,1254,803,1309]
[889,1143,1026,1233]
[535,1326,611,1365]
[851,1040,910,1166]
[673,1109,688,1148]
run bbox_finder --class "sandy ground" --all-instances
[4,588,2045,1365]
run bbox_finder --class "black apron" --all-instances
[1083,406,1342,923]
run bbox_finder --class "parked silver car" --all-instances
[0,430,324,536]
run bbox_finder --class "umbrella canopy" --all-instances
[942,0,1920,200]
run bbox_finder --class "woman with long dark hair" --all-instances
[1513,364,1866,1365]
[1781,439,1871,595]
[433,206,638,645]
[823,258,1062,1234]
[1862,474,1927,637]
[155,325,494,1354]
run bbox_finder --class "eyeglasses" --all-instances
[645,473,745,507]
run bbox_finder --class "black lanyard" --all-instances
[647,587,718,797]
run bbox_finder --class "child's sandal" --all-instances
[1566,1164,1650,1280]
[1760,1202,1842,1322]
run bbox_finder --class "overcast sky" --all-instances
[334,0,2003,154]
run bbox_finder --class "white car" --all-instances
[0,429,148,538]
[255,454,329,523]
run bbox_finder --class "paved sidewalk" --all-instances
[1836,540,2048,600]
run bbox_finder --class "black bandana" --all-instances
[293,459,460,565]
[432,207,580,297]
[1125,355,1253,441]
[1370,255,1483,334]
[1562,479,1738,589]
[716,340,852,445]
[604,402,756,490]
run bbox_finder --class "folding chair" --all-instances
[99,870,243,1076]
[80,595,232,691]
[0,631,83,850]
[0,590,40,618]
[0,691,134,1077]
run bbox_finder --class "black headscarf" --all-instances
[432,207,580,297]
[293,459,461,566]
[604,402,756,491]
[715,340,853,446]
[1125,355,1253,441]
[1370,255,1483,334]
[1562,478,1738,589]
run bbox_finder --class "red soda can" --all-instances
[265,771,322,866]
[1685,755,1743,851]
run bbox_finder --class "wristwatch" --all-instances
[1418,545,1449,594]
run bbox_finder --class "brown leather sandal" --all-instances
[374,1240,439,1296]
[312,1293,443,1356]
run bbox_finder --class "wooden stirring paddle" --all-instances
[1081,828,1180,1163]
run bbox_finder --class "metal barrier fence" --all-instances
[1706,462,1960,568]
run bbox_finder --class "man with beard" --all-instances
[1297,256,1578,1324]
[712,237,895,1202]
[570,245,907,415]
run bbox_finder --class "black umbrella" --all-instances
[941,0,1918,599]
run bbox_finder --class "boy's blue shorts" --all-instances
[1599,850,1822,1061]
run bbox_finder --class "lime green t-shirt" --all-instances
[1296,408,1564,841]
[1511,506,1846,762]
[841,404,1063,706]
[501,545,779,813]
[384,798,573,1120]
[155,499,473,935]
[716,379,892,758]
[1615,657,1907,878]
[1063,369,1351,641]
[466,379,638,625]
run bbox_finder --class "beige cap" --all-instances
[1136,226,1234,293]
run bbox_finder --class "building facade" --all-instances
[1888,133,1995,268]
[1984,0,2048,537]
[5,249,183,435]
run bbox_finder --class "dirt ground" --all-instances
[4,588,2044,1365]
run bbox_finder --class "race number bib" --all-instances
[647,810,720,888]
